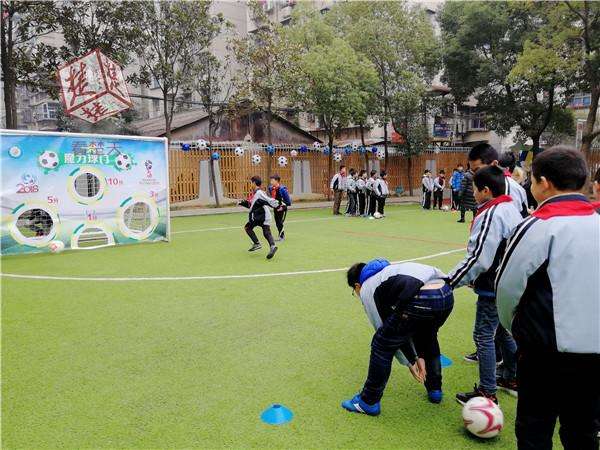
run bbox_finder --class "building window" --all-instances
[471,117,486,130]
[570,93,591,108]
[35,102,59,120]
[152,98,160,113]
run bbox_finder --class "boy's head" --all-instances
[339,165,346,175]
[469,143,499,172]
[349,168,356,177]
[269,174,281,186]
[370,170,377,178]
[472,165,506,204]
[531,146,588,203]
[347,262,366,296]
[424,169,431,176]
[498,152,517,172]
[439,169,445,176]
[359,169,367,178]
[251,175,262,187]
[457,164,464,172]
[380,170,387,179]
[593,167,600,200]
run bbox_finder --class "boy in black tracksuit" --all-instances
[375,170,389,216]
[268,174,292,241]
[367,170,378,216]
[357,170,367,216]
[239,176,280,259]
[433,170,445,209]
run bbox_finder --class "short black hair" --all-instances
[593,167,600,183]
[349,168,356,176]
[370,170,377,176]
[358,169,367,177]
[340,165,346,170]
[439,169,445,174]
[532,146,588,191]
[380,170,387,177]
[270,174,281,181]
[469,143,499,165]
[424,169,431,174]
[473,165,506,197]
[251,175,262,186]
[498,152,517,172]
[347,262,366,287]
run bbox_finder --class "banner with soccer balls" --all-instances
[0,130,170,255]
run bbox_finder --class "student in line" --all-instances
[422,169,434,210]
[357,170,368,216]
[346,168,358,216]
[433,170,446,210]
[375,170,389,216]
[496,147,600,449]
[366,170,378,217]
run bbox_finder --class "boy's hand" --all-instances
[408,359,426,384]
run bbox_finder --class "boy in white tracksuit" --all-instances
[374,171,389,216]
[422,170,434,210]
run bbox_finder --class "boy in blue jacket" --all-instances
[268,174,292,241]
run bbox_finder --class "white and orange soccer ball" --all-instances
[234,146,244,157]
[277,156,288,167]
[48,240,65,254]
[251,154,262,165]
[462,397,504,439]
[333,152,343,162]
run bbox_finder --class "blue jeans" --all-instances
[474,295,517,394]
[361,284,454,404]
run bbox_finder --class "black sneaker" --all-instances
[457,219,465,223]
[248,243,262,252]
[277,232,285,242]
[456,384,498,406]
[496,377,518,398]
[266,246,278,259]
[464,351,478,363]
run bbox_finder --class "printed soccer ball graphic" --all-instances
[277,156,288,167]
[48,240,65,253]
[290,150,298,158]
[313,141,321,150]
[352,142,358,150]
[115,153,132,171]
[333,152,343,162]
[462,397,504,439]
[9,146,22,158]
[234,146,245,157]
[376,149,386,160]
[197,139,208,149]
[38,150,59,170]
[251,154,262,165]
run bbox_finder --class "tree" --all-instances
[231,0,296,174]
[1,0,58,128]
[327,1,440,167]
[132,1,220,142]
[515,1,600,151]
[440,1,577,152]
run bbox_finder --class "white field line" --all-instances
[0,248,465,282]
[171,209,425,235]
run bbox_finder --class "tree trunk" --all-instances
[532,135,541,156]
[360,123,368,169]
[407,155,413,197]
[383,120,389,170]
[581,85,600,152]
[1,7,18,129]
[163,93,171,142]
[208,119,220,207]
[266,108,273,177]
[327,134,334,201]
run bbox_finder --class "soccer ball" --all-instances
[352,141,358,150]
[234,146,245,157]
[48,240,65,253]
[313,141,321,150]
[441,205,450,212]
[290,150,298,158]
[376,149,386,160]
[333,152,342,162]
[197,139,208,149]
[251,154,262,165]
[9,146,21,158]
[462,397,504,439]
[38,150,59,170]
[115,153,132,171]
[277,156,288,167]
[373,211,382,219]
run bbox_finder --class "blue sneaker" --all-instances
[428,390,443,404]
[341,394,381,416]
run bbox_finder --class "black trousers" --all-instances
[367,193,378,216]
[422,190,432,209]
[346,192,357,215]
[358,192,366,215]
[433,190,443,209]
[377,196,386,215]
[516,351,600,450]
[360,287,454,405]
[273,207,287,238]
[244,221,275,247]
[460,206,477,221]
[451,190,460,210]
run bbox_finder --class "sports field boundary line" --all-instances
[0,248,465,282]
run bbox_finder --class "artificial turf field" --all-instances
[1,203,560,449]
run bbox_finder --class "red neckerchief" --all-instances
[504,170,512,177]
[247,189,256,203]
[471,195,513,230]
[533,196,597,220]
[270,185,279,199]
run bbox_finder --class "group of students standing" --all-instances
[342,144,600,450]
[330,165,389,217]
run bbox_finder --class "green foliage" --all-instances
[440,1,577,149]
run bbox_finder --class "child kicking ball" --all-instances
[239,175,281,259]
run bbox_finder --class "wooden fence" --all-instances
[168,142,472,204]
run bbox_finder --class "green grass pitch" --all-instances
[1,204,559,448]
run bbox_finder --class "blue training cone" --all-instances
[440,354,453,368]
[260,404,294,425]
